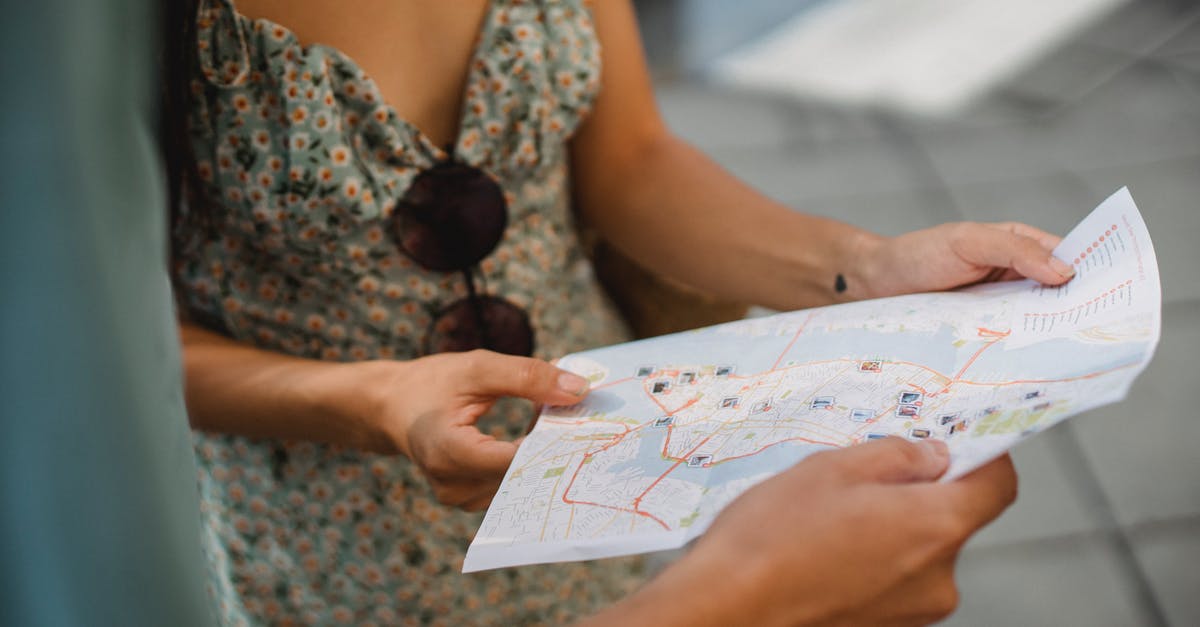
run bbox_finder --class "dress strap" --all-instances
[196,0,251,88]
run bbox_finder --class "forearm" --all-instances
[180,322,392,451]
[575,134,884,311]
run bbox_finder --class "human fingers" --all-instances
[810,437,950,485]
[417,427,516,507]
[860,561,960,627]
[438,426,519,478]
[951,223,1075,285]
[909,454,1018,539]
[459,349,590,407]
[986,221,1063,251]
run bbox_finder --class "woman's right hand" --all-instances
[586,437,1017,626]
[361,349,591,512]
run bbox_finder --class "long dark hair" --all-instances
[159,0,210,263]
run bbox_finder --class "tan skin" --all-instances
[183,1,1069,623]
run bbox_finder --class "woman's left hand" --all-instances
[858,221,1076,299]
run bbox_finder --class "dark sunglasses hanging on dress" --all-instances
[391,160,535,357]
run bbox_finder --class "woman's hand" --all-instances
[362,350,590,511]
[586,438,1017,627]
[859,221,1077,299]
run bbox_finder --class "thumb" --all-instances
[825,437,950,485]
[461,350,590,406]
[955,223,1075,286]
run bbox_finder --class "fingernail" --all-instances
[1049,256,1076,278]
[557,372,589,396]
[921,439,950,461]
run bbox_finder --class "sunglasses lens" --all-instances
[426,295,534,357]
[393,162,507,272]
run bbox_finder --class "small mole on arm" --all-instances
[834,273,847,294]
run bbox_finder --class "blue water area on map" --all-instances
[608,424,833,488]
[970,336,1145,381]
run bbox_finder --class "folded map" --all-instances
[464,187,1161,573]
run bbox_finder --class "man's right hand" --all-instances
[585,437,1017,627]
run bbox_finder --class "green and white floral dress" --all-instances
[176,0,641,624]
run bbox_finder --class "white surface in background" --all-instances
[710,0,1127,116]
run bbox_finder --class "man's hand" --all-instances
[859,222,1075,298]
[585,438,1017,627]
[361,350,590,511]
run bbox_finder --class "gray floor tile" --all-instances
[943,171,1096,238]
[707,139,941,210]
[1152,19,1200,72]
[658,83,803,152]
[1077,155,1200,303]
[1081,0,1200,56]
[1129,517,1200,627]
[1043,67,1200,171]
[944,535,1148,626]
[918,63,1200,186]
[966,429,1101,549]
[1073,299,1200,526]
[918,121,1066,186]
[1003,42,1134,107]
[784,186,961,236]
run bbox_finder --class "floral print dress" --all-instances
[176,1,642,624]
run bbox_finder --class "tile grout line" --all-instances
[1048,422,1170,627]
[873,113,963,222]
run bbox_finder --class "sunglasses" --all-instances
[391,160,534,357]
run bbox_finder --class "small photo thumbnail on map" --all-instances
[653,415,674,428]
[1025,390,1042,400]
[939,413,960,426]
[678,371,696,385]
[751,400,771,414]
[850,408,875,422]
[980,406,999,417]
[898,391,923,404]
[910,428,932,439]
[810,396,835,410]
[896,404,920,417]
[866,433,889,441]
[859,360,883,373]
[715,365,735,377]
[948,421,968,435]
[720,396,740,409]
[687,454,713,467]
[635,365,655,378]
[651,379,670,394]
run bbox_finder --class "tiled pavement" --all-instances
[645,1,1200,625]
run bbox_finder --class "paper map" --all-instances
[464,188,1161,573]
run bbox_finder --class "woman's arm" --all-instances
[572,1,1075,311]
[181,322,390,450]
[180,321,589,509]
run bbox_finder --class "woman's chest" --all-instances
[234,0,492,148]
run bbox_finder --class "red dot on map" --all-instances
[1106,230,1111,236]
[1100,235,1105,242]
[1087,247,1093,253]
[1112,224,1118,231]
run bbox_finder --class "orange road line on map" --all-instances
[713,435,842,465]
[538,455,571,541]
[770,313,816,371]
[561,452,670,530]
[593,376,633,391]
[552,330,1140,536]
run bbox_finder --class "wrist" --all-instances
[317,359,408,455]
[843,229,888,301]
